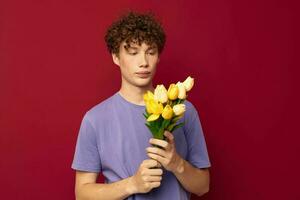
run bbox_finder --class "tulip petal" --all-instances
[147,114,160,122]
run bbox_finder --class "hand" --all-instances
[146,131,183,173]
[129,159,163,194]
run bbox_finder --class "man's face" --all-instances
[112,40,160,88]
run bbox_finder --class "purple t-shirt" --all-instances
[72,92,211,199]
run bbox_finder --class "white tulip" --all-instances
[183,76,194,92]
[173,104,186,116]
[176,81,186,99]
[154,84,168,103]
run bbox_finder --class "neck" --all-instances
[118,80,155,106]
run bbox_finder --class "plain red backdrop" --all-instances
[0,0,299,199]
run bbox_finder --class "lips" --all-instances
[135,71,151,78]
[136,71,150,74]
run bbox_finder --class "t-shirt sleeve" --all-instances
[71,113,102,173]
[184,102,211,169]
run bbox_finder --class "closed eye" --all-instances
[128,52,138,55]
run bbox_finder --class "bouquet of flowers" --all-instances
[143,76,194,141]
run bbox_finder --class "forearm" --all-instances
[173,158,210,196]
[76,176,135,200]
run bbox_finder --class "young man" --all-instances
[71,11,211,200]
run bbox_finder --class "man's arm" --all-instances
[74,159,163,200]
[173,158,210,196]
[75,171,134,200]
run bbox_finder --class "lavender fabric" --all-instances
[71,92,211,199]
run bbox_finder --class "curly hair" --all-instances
[104,11,166,56]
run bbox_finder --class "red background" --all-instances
[1,0,299,199]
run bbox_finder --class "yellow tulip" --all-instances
[162,105,173,120]
[143,91,154,103]
[176,81,186,99]
[152,100,163,114]
[167,84,179,100]
[147,114,160,121]
[145,101,154,114]
[183,76,194,92]
[173,104,186,116]
[154,85,168,103]
[146,99,164,121]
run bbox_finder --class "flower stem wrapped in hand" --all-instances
[143,76,195,142]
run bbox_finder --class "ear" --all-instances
[112,53,120,66]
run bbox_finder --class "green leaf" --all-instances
[145,123,157,136]
[158,115,164,126]
[162,119,171,129]
[171,122,184,132]
[145,109,150,116]
[166,123,176,132]
[156,126,165,140]
[155,115,163,130]
[143,113,148,119]
[171,115,182,123]
[165,119,171,128]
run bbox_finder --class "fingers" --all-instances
[150,168,163,176]
[164,131,174,144]
[149,138,170,149]
[140,160,163,188]
[149,131,174,149]
[142,159,160,168]
[146,147,167,158]
[140,160,163,175]
[143,175,162,182]
[157,162,162,168]
[134,159,164,193]
[149,181,161,189]
[147,153,168,165]
[143,168,163,176]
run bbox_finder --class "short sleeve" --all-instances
[184,102,211,169]
[71,113,102,172]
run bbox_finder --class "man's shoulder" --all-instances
[182,99,202,124]
[184,99,197,116]
[84,92,117,122]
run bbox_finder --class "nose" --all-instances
[139,53,149,68]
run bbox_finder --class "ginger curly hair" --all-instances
[104,11,166,56]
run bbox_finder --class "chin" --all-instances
[134,79,152,87]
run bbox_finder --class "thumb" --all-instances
[164,131,174,144]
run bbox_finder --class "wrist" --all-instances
[126,176,137,195]
[174,156,185,174]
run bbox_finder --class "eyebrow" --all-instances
[125,45,157,51]
[127,46,138,50]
